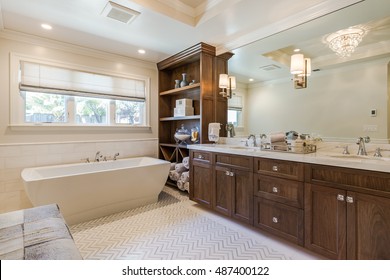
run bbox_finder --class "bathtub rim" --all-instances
[21,156,170,182]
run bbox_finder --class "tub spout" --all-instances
[95,151,103,162]
[113,153,120,160]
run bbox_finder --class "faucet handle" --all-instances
[373,147,382,157]
[342,145,350,155]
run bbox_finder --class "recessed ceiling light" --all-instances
[249,78,254,82]
[41,23,52,30]
[138,49,146,54]
[294,48,300,52]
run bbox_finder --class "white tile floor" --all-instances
[70,186,324,260]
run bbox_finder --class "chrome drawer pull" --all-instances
[337,194,345,201]
[272,187,278,193]
[225,171,230,176]
[229,171,234,177]
[346,196,354,203]
[272,165,278,172]
[197,155,204,159]
[272,217,278,223]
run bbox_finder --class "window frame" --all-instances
[9,53,151,130]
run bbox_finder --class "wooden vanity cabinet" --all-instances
[305,164,390,259]
[189,150,213,208]
[214,153,253,224]
[253,158,304,245]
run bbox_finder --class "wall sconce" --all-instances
[219,74,236,98]
[290,54,311,89]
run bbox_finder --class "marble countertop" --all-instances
[188,143,390,174]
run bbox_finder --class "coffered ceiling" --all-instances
[0,0,389,83]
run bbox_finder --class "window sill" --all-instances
[8,124,152,132]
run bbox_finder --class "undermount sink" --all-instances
[325,154,390,162]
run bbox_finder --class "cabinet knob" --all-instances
[337,194,345,201]
[272,187,278,193]
[225,170,230,176]
[272,217,278,223]
[346,196,354,203]
[272,165,278,172]
[197,155,204,159]
[229,171,234,177]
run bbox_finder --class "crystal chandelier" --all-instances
[325,28,366,57]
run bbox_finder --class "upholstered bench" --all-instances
[0,204,82,260]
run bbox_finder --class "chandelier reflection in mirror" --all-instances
[290,53,311,89]
[219,74,236,98]
[325,27,366,58]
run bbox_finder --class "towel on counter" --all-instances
[170,162,176,171]
[182,157,190,169]
[269,132,286,143]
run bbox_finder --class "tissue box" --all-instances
[176,98,192,108]
[174,107,194,117]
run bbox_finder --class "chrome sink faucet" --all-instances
[248,134,257,147]
[356,136,370,156]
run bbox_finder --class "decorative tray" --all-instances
[260,143,317,154]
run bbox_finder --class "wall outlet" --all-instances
[370,109,377,117]
[363,125,378,132]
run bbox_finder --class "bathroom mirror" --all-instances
[228,2,390,142]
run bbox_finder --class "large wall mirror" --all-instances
[228,1,390,143]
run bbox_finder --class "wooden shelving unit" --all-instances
[157,42,233,163]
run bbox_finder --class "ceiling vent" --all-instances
[101,1,140,24]
[259,64,281,71]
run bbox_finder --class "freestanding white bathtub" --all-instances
[21,157,170,225]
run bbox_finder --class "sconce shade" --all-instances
[219,74,236,99]
[290,54,304,74]
[229,76,236,90]
[219,74,229,88]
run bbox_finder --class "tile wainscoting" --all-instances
[0,138,158,214]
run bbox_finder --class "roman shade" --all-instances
[19,61,146,101]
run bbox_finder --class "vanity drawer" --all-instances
[254,158,304,181]
[254,197,303,245]
[254,174,303,208]
[215,153,252,171]
[191,150,212,163]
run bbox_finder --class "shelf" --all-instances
[160,143,188,149]
[160,115,200,121]
[159,83,200,96]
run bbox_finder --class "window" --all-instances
[11,55,150,128]
[24,91,67,123]
[228,94,243,127]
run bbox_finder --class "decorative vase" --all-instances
[174,80,180,89]
[180,73,188,87]
[189,80,196,85]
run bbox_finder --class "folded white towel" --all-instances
[170,162,176,171]
[182,157,190,169]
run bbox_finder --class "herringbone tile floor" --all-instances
[70,187,321,260]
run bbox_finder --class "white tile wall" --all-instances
[0,139,158,214]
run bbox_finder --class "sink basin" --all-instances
[325,154,390,162]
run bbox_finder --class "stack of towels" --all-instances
[269,132,287,151]
[168,157,190,192]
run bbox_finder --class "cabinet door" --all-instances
[190,161,213,208]
[305,184,347,259]
[214,165,232,217]
[347,192,390,259]
[231,169,253,224]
